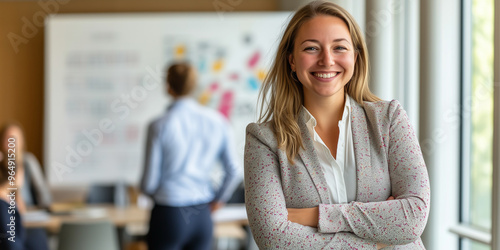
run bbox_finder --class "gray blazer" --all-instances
[244,100,430,249]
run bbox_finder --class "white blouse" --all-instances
[303,94,357,204]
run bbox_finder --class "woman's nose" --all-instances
[318,49,335,67]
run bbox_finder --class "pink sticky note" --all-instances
[248,51,260,69]
[218,91,234,119]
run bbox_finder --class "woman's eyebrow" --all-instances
[333,38,352,44]
[300,39,320,45]
[300,38,352,45]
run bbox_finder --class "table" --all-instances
[24,203,248,239]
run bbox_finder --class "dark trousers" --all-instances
[25,228,49,250]
[147,203,213,250]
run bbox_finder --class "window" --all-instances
[458,0,495,248]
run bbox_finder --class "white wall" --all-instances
[419,0,461,249]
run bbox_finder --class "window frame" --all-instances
[450,0,499,248]
[491,0,500,248]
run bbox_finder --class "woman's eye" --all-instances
[335,46,347,51]
[304,47,318,51]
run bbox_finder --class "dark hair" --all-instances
[166,63,197,96]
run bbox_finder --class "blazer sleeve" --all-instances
[244,123,378,249]
[316,100,431,246]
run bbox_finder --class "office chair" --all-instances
[57,220,119,250]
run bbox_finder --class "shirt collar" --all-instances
[302,93,352,128]
[303,107,317,128]
[343,94,352,119]
[167,97,195,110]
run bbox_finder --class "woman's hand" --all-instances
[287,207,319,227]
[377,243,387,249]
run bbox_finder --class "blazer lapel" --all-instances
[297,109,332,204]
[350,101,372,202]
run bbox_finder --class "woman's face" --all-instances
[1,126,24,155]
[289,15,356,102]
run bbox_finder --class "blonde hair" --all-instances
[166,63,197,96]
[258,0,380,163]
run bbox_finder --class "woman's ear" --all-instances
[288,53,296,72]
[167,86,176,97]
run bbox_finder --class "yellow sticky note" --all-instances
[198,91,211,105]
[213,60,223,72]
[175,45,185,58]
[257,69,267,81]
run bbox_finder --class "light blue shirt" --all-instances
[140,98,240,207]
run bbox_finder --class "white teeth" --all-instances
[314,72,338,78]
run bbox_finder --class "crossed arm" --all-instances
[287,196,395,249]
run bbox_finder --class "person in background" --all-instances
[0,122,27,249]
[140,63,241,250]
[0,122,49,250]
[244,1,430,249]
[0,122,52,209]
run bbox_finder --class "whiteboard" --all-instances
[44,12,291,186]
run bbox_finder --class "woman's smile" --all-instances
[311,71,340,81]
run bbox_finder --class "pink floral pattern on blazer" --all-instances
[244,100,430,249]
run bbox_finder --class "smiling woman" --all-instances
[244,1,431,249]
[289,15,357,158]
